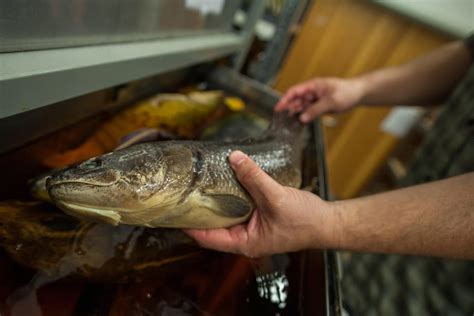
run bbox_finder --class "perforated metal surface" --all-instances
[340,253,474,316]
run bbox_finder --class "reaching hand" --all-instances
[275,77,365,123]
[184,151,339,258]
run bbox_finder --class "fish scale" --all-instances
[47,113,308,229]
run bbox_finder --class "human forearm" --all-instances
[330,173,474,259]
[356,40,472,106]
[186,152,474,259]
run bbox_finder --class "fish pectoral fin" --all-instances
[201,194,252,218]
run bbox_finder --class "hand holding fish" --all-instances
[274,78,365,123]
[185,151,474,259]
[184,151,338,258]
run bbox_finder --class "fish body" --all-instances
[47,113,307,229]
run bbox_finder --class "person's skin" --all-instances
[186,152,474,260]
[274,40,472,123]
[185,39,474,259]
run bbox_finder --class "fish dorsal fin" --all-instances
[266,111,304,137]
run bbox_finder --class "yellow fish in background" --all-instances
[41,91,225,169]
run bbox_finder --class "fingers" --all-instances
[184,225,248,254]
[275,84,316,112]
[275,88,299,111]
[299,98,332,123]
[287,99,304,116]
[228,151,283,202]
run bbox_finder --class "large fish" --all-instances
[46,113,307,229]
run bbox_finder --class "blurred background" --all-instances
[242,0,471,200]
[245,0,473,315]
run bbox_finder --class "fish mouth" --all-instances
[46,167,122,188]
[55,201,122,226]
[46,176,121,188]
[46,177,120,189]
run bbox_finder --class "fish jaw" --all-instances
[49,184,191,227]
[46,144,196,226]
[47,180,147,225]
[55,201,122,226]
[52,189,253,229]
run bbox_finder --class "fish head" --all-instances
[46,143,194,225]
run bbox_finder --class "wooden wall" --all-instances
[274,0,452,199]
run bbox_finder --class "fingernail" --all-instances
[229,150,246,167]
[300,114,309,122]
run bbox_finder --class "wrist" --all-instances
[350,75,370,105]
[308,199,346,250]
[326,201,346,250]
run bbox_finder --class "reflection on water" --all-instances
[0,203,300,315]
[0,201,201,283]
[257,272,289,309]
[0,194,303,314]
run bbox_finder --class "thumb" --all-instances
[228,151,283,202]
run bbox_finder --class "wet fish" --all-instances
[46,113,307,229]
[28,128,176,203]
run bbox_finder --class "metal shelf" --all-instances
[0,33,244,119]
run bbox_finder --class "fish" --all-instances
[28,128,178,203]
[46,113,307,229]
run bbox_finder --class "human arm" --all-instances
[275,38,473,122]
[335,171,474,259]
[356,39,472,106]
[185,151,474,259]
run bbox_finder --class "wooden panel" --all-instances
[274,0,451,198]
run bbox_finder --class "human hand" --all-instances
[275,77,366,123]
[184,151,339,258]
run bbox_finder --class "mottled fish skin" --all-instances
[46,113,307,229]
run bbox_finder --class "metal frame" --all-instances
[233,1,267,72]
[0,66,203,153]
[207,66,280,113]
[314,121,343,316]
[0,33,243,119]
[253,0,309,83]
